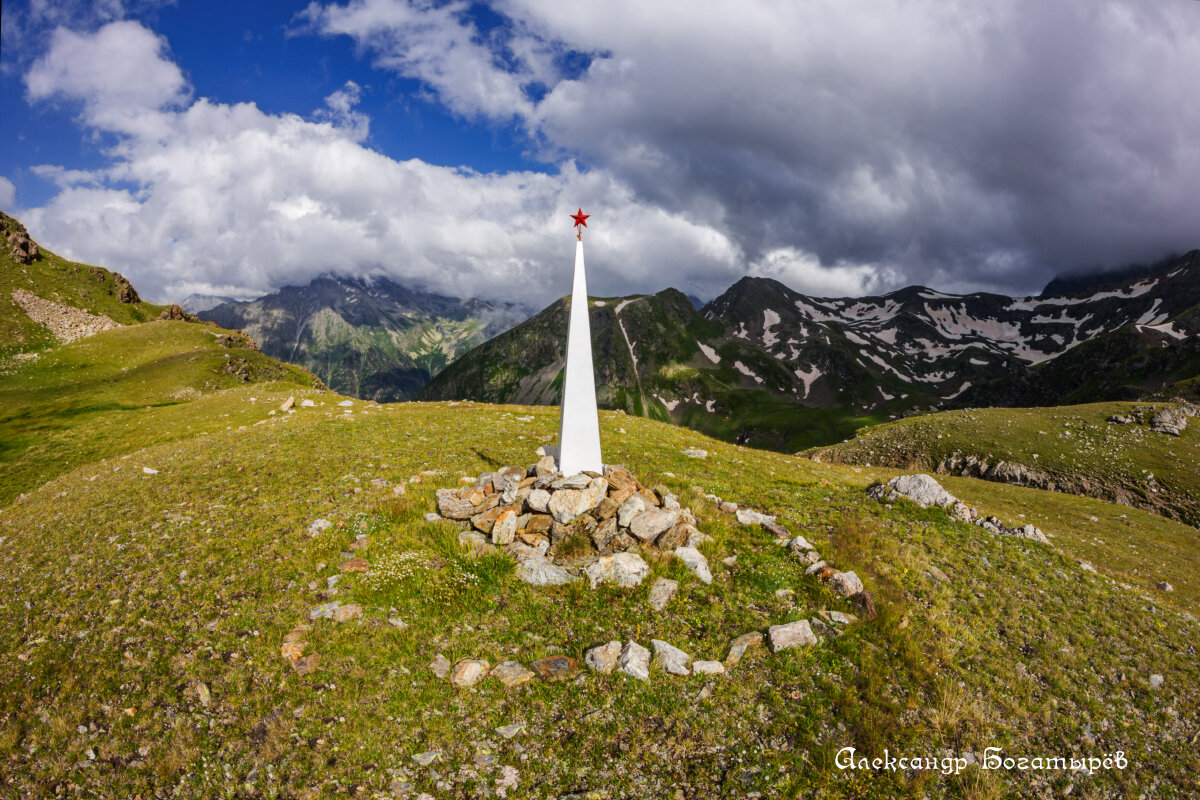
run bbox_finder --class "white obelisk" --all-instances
[557,211,603,476]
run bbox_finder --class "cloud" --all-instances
[309,0,1200,290]
[0,176,15,208]
[25,20,189,138]
[16,21,740,305]
[15,2,1200,309]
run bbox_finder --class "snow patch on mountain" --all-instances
[734,361,764,384]
[697,342,721,364]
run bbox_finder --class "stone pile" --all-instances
[435,457,714,589]
[868,473,1051,544]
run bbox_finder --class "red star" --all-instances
[570,208,590,229]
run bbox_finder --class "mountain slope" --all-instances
[200,276,529,402]
[0,211,323,504]
[425,252,1200,451]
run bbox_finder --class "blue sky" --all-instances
[3,1,1200,306]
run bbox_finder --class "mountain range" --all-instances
[198,276,529,402]
[422,251,1200,451]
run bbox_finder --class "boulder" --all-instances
[693,660,724,674]
[616,495,646,527]
[436,488,476,520]
[629,509,677,542]
[429,653,451,679]
[651,639,692,676]
[515,557,577,586]
[829,571,864,597]
[530,655,579,681]
[673,546,713,584]
[490,507,520,545]
[583,552,650,589]
[1151,407,1188,436]
[548,477,608,523]
[618,641,651,681]
[655,523,693,550]
[724,632,764,667]
[767,620,818,652]
[787,535,814,553]
[450,659,489,687]
[491,661,535,687]
[735,508,776,526]
[584,641,622,674]
[647,577,678,612]
[1012,524,1050,545]
[591,517,619,551]
[873,474,958,509]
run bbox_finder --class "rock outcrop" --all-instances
[868,474,1051,544]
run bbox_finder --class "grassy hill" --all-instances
[807,401,1200,527]
[2,392,1197,797]
[2,221,1198,797]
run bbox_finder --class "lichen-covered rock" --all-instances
[725,632,764,667]
[618,641,651,681]
[584,641,622,674]
[767,620,818,652]
[548,477,608,523]
[583,552,650,589]
[515,557,577,586]
[490,661,535,687]
[829,571,864,597]
[629,509,677,542]
[673,546,712,584]
[651,639,691,676]
[450,659,489,687]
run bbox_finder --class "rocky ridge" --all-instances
[867,473,1051,544]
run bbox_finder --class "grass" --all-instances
[1,385,1197,798]
[809,401,1200,526]
[0,267,1197,797]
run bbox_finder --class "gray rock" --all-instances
[584,641,622,674]
[308,601,343,620]
[429,653,451,679]
[551,473,593,490]
[662,493,681,511]
[1151,407,1188,436]
[629,509,677,542]
[767,620,818,652]
[829,611,857,625]
[829,571,864,597]
[618,641,651,681]
[692,660,725,675]
[686,528,712,548]
[926,566,950,584]
[682,448,708,459]
[725,632,764,667]
[490,660,535,687]
[307,518,333,535]
[804,560,827,575]
[1149,673,1164,689]
[548,477,608,523]
[584,552,650,589]
[495,723,525,739]
[458,530,495,556]
[787,535,814,553]
[674,546,712,584]
[874,474,958,509]
[423,512,442,522]
[651,639,692,675]
[648,577,678,611]
[535,455,557,476]
[1158,581,1175,592]
[735,508,777,526]
[1012,523,1050,544]
[515,557,578,586]
[616,495,647,527]
[450,659,489,687]
[526,488,551,513]
[490,508,520,545]
[387,616,408,629]
[435,488,476,520]
[719,501,738,514]
[412,750,440,766]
